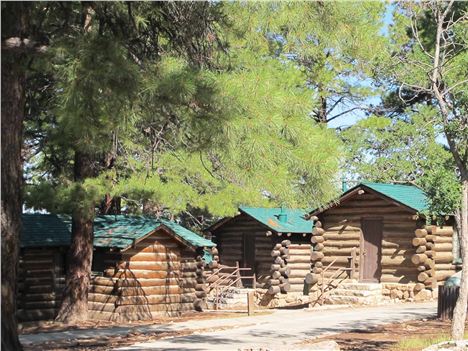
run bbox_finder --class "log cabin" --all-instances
[205,206,313,306]
[308,182,460,303]
[18,214,70,322]
[18,214,215,323]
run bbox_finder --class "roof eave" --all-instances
[204,216,235,233]
[119,225,190,252]
[309,184,425,217]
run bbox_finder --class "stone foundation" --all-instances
[253,282,436,309]
[381,283,435,302]
[254,289,309,308]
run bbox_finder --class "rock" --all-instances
[390,289,403,299]
[422,340,468,351]
[414,289,432,301]
[303,340,340,351]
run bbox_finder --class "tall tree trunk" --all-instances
[452,178,468,341]
[55,151,94,323]
[1,3,28,349]
[1,46,25,351]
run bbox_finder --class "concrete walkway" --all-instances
[20,302,436,350]
[118,302,436,350]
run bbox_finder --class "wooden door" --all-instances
[242,233,256,274]
[360,218,383,282]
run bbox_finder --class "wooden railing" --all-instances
[313,248,358,306]
[206,262,256,310]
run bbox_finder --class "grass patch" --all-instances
[394,332,468,350]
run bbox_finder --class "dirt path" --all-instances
[302,318,462,351]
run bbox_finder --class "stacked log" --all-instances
[211,215,278,288]
[89,235,206,321]
[17,248,66,322]
[310,222,325,284]
[279,240,291,293]
[432,226,456,282]
[208,247,219,269]
[206,247,220,283]
[193,253,208,311]
[90,244,197,320]
[411,227,436,290]
[288,242,313,292]
[267,240,291,294]
[268,244,282,294]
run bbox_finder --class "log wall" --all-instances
[318,193,419,284]
[17,247,66,322]
[213,214,313,293]
[212,214,274,287]
[432,225,457,283]
[287,243,311,292]
[19,230,210,323]
[88,231,201,321]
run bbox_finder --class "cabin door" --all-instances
[360,218,383,282]
[242,233,256,278]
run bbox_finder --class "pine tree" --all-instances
[18,1,228,324]
[2,3,34,349]
[84,3,344,230]
[341,105,460,216]
[232,2,388,125]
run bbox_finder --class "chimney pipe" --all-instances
[278,206,287,223]
[341,177,348,192]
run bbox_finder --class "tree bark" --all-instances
[55,151,95,323]
[1,3,28,350]
[423,2,468,340]
[1,45,25,351]
[452,178,468,340]
[99,194,121,215]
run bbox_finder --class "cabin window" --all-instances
[453,225,462,264]
[92,250,106,276]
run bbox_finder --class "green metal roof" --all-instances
[239,206,312,234]
[21,214,215,249]
[361,182,429,212]
[21,214,71,248]
[360,182,428,212]
[311,182,429,215]
[94,216,215,249]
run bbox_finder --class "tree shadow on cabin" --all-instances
[383,240,417,283]
[111,242,183,321]
[118,264,153,321]
[163,246,183,316]
[105,262,152,322]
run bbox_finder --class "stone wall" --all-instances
[255,289,309,308]
[381,283,435,302]
[253,282,435,309]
